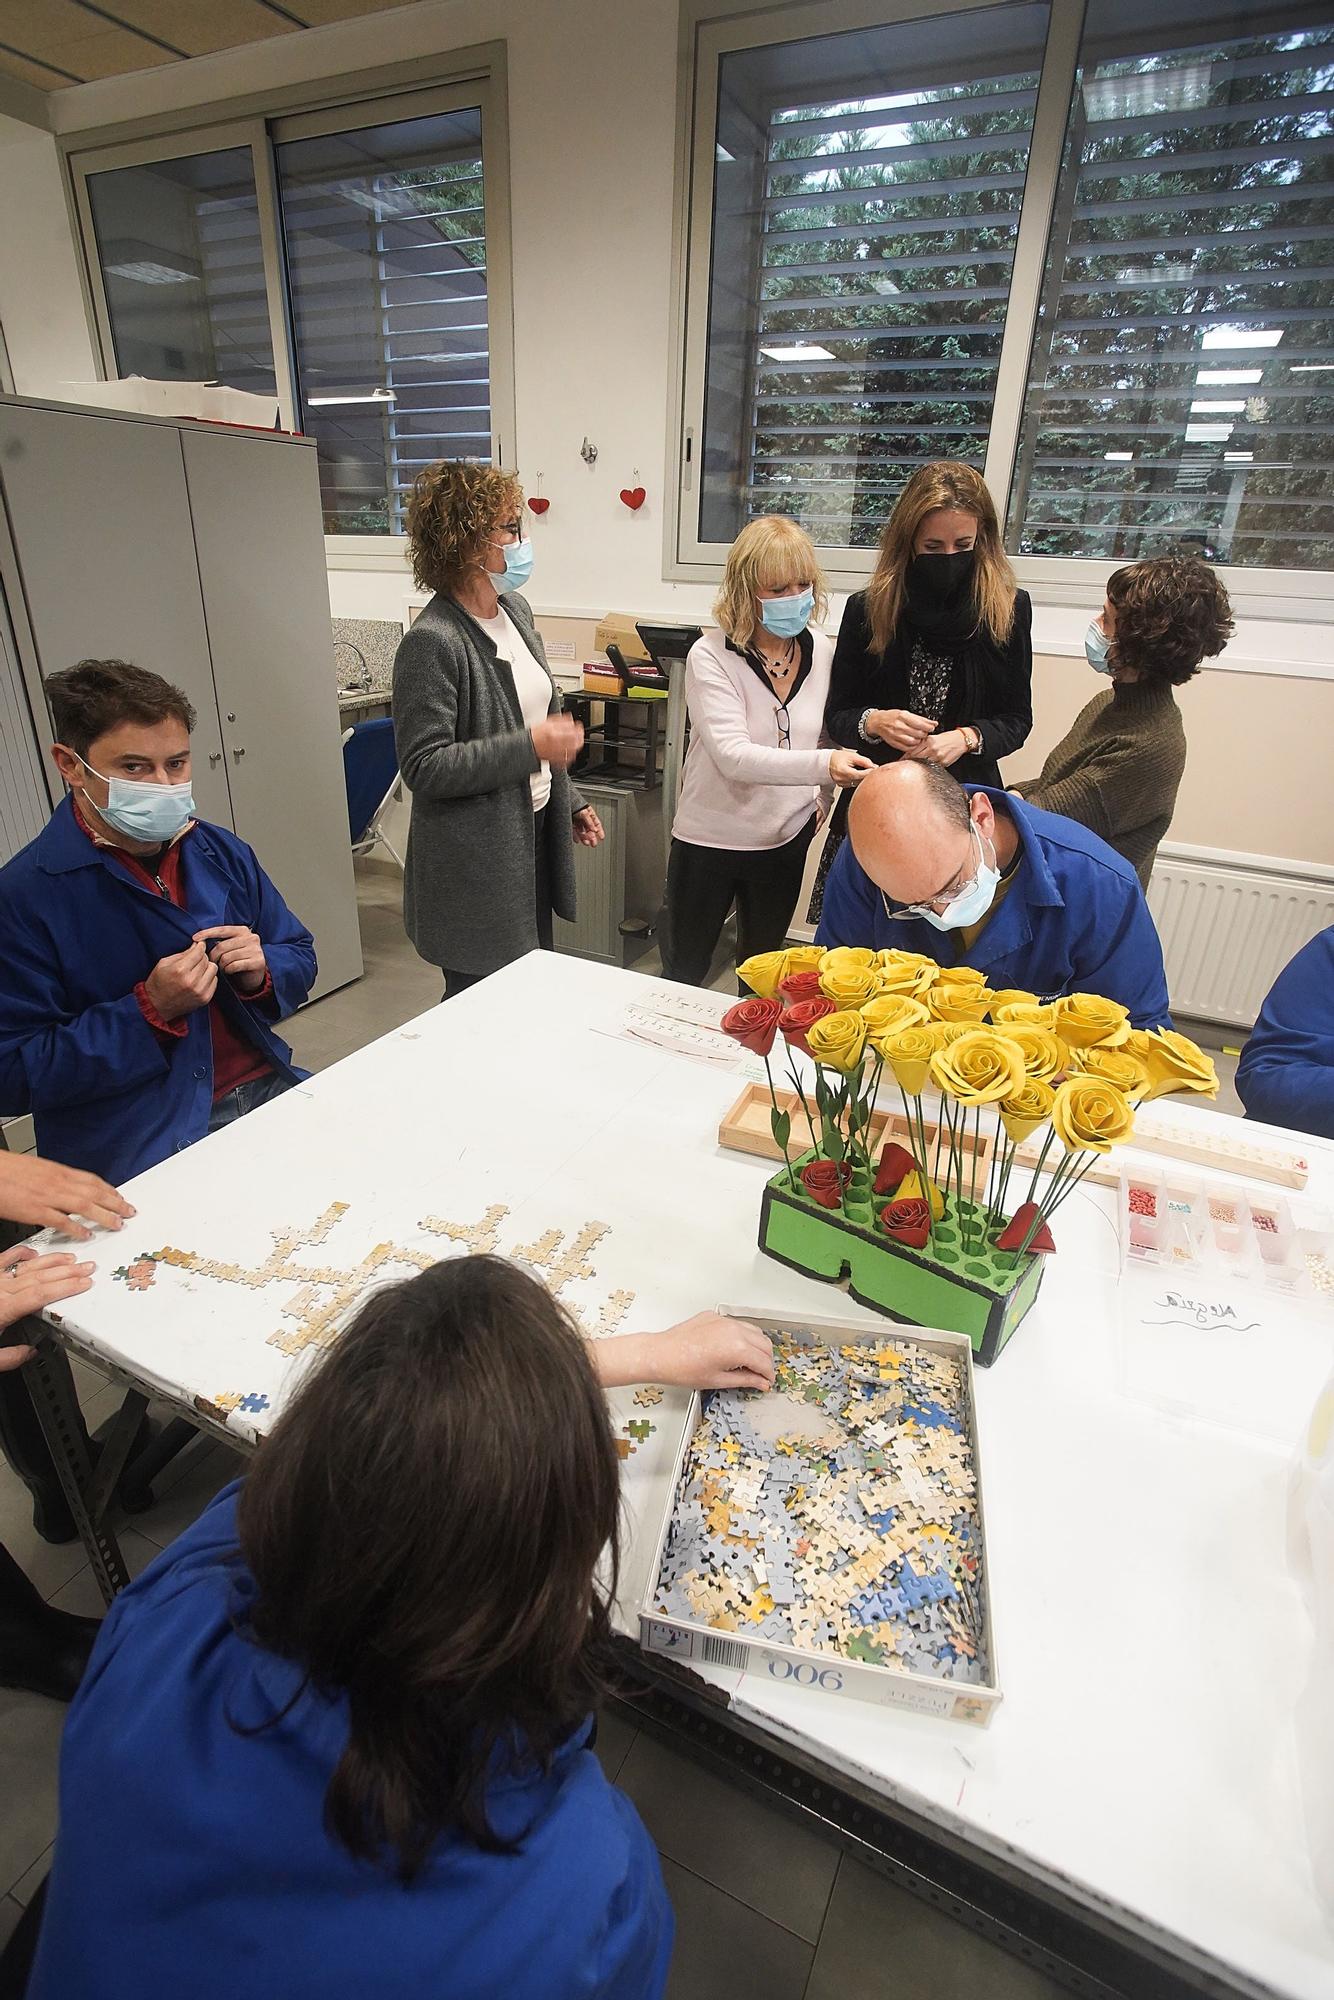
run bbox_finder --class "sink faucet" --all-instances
[335,639,372,692]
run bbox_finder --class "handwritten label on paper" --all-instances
[1143,1290,1261,1333]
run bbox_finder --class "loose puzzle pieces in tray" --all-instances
[653,1335,989,1683]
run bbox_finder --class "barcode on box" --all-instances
[699,1634,748,1669]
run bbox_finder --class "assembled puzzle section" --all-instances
[1118,1167,1334,1302]
[642,1309,998,1723]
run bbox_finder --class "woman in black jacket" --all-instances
[813,461,1032,911]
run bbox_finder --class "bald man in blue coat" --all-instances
[817,762,1171,1027]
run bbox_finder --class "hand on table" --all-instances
[144,939,218,1020]
[195,924,268,994]
[592,1312,774,1393]
[904,728,970,768]
[866,708,936,753]
[531,714,584,770]
[572,806,605,847]
[0,1245,95,1346]
[0,1153,134,1239]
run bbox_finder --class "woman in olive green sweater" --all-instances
[1010,556,1233,888]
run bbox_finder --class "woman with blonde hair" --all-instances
[392,461,604,997]
[661,513,873,987]
[814,461,1033,910]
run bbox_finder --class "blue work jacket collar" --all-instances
[36,793,211,879]
[943,787,1063,974]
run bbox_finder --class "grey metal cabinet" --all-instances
[0,394,361,1000]
[554,783,665,967]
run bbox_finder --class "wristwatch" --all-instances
[858,707,877,744]
[961,724,982,756]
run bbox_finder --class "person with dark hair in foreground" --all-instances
[1237,924,1334,1142]
[1010,556,1234,888]
[25,1263,775,1999]
[817,761,1171,1027]
[0,660,316,1185]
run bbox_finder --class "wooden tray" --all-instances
[1012,1114,1308,1191]
[719,1084,994,1177]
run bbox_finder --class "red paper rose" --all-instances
[778,970,824,1004]
[879,1197,930,1248]
[720,995,783,1057]
[779,996,836,1054]
[873,1141,917,1197]
[800,1160,852,1209]
[995,1201,1056,1254]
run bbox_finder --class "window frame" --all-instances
[63,63,515,569]
[667,0,1334,622]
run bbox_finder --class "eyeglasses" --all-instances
[775,702,791,749]
[880,822,983,921]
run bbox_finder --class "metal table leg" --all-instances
[21,1324,133,1605]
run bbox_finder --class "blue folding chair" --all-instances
[341,717,404,868]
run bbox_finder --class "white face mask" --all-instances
[1085,621,1113,674]
[81,760,195,842]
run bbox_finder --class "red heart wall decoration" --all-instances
[527,496,550,515]
[619,486,647,511]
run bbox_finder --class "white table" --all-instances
[22,953,1334,2000]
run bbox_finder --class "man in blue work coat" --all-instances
[1236,924,1334,1141]
[0,659,316,1187]
[817,761,1171,1027]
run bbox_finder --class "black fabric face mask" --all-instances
[908,549,976,601]
[903,548,980,647]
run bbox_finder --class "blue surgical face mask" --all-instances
[81,760,195,843]
[491,537,534,594]
[919,823,1000,933]
[760,588,814,639]
[1085,620,1113,674]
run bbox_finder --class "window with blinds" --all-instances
[276,107,491,535]
[1007,0,1334,569]
[85,148,277,400]
[698,4,1050,550]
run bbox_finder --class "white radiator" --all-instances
[1147,843,1334,1029]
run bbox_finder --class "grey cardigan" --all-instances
[393,590,584,974]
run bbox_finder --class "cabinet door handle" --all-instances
[231,746,246,760]
[208,751,222,766]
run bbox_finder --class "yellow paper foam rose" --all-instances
[1050,1074,1135,1152]
[872,948,940,998]
[987,988,1038,1016]
[818,946,875,976]
[931,1021,972,1047]
[1125,1027,1220,1101]
[782,944,824,977]
[998,1078,1056,1142]
[880,1024,936,1095]
[996,1023,1066,1084]
[819,964,881,1009]
[805,1008,868,1074]
[860,994,930,1051]
[994,1000,1059,1030]
[929,1028,1026,1106]
[1054,992,1131,1049]
[928,980,995,1024]
[737,950,790,999]
[1070,1045,1152,1098]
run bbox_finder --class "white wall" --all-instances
[0,115,98,389]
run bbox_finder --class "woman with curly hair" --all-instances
[392,462,603,995]
[1009,555,1234,888]
[812,461,1033,916]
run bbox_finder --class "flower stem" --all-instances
[762,1052,795,1190]
[786,1054,819,1155]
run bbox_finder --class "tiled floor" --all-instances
[0,855,1248,1993]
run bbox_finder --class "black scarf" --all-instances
[902,551,980,651]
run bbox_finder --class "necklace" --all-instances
[754,637,796,682]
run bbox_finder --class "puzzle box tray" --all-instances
[639,1307,1000,1725]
